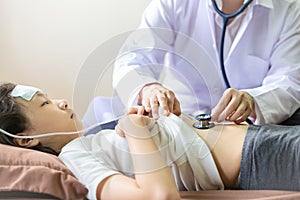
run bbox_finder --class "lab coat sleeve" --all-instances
[243,2,300,124]
[112,0,177,107]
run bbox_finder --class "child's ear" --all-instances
[13,133,39,148]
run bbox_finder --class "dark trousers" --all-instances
[280,108,300,125]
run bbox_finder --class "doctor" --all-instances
[113,0,300,125]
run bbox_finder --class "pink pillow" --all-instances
[0,144,88,199]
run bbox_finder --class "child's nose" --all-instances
[58,100,68,109]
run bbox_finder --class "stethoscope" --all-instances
[194,0,254,129]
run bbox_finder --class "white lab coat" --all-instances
[113,0,300,124]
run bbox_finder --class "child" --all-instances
[0,82,299,200]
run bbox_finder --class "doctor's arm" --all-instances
[243,12,300,124]
[113,0,181,118]
[211,65,300,125]
[97,114,180,200]
[213,4,300,125]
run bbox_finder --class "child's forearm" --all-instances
[122,115,180,199]
[126,135,175,185]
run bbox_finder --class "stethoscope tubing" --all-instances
[211,0,254,125]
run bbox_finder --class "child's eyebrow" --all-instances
[37,92,48,98]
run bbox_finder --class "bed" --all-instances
[1,96,300,200]
[1,143,300,200]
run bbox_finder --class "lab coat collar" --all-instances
[208,0,253,11]
[208,0,273,11]
[208,0,273,28]
[256,0,273,9]
[208,0,253,31]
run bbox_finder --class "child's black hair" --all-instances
[0,83,58,156]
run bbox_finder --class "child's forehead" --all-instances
[10,85,42,101]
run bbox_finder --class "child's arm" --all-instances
[97,114,180,200]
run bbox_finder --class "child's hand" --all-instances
[116,113,156,139]
[115,123,126,137]
[115,106,148,137]
[126,106,150,116]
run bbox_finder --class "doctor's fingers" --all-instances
[213,97,253,123]
[163,90,182,116]
[233,95,255,124]
[152,90,181,117]
[233,107,252,124]
[216,91,254,123]
[212,100,243,123]
[212,100,238,122]
[126,106,149,116]
[172,97,182,116]
[142,90,178,119]
[142,95,160,119]
[159,90,178,115]
[211,91,233,121]
[227,102,253,124]
[211,88,248,121]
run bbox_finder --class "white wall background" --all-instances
[0,0,150,117]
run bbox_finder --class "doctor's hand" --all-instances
[211,88,256,124]
[138,83,181,119]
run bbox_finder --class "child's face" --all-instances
[16,91,84,152]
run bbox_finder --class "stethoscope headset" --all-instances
[194,0,254,129]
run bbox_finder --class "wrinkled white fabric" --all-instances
[59,114,223,200]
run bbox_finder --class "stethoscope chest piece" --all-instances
[193,114,215,129]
